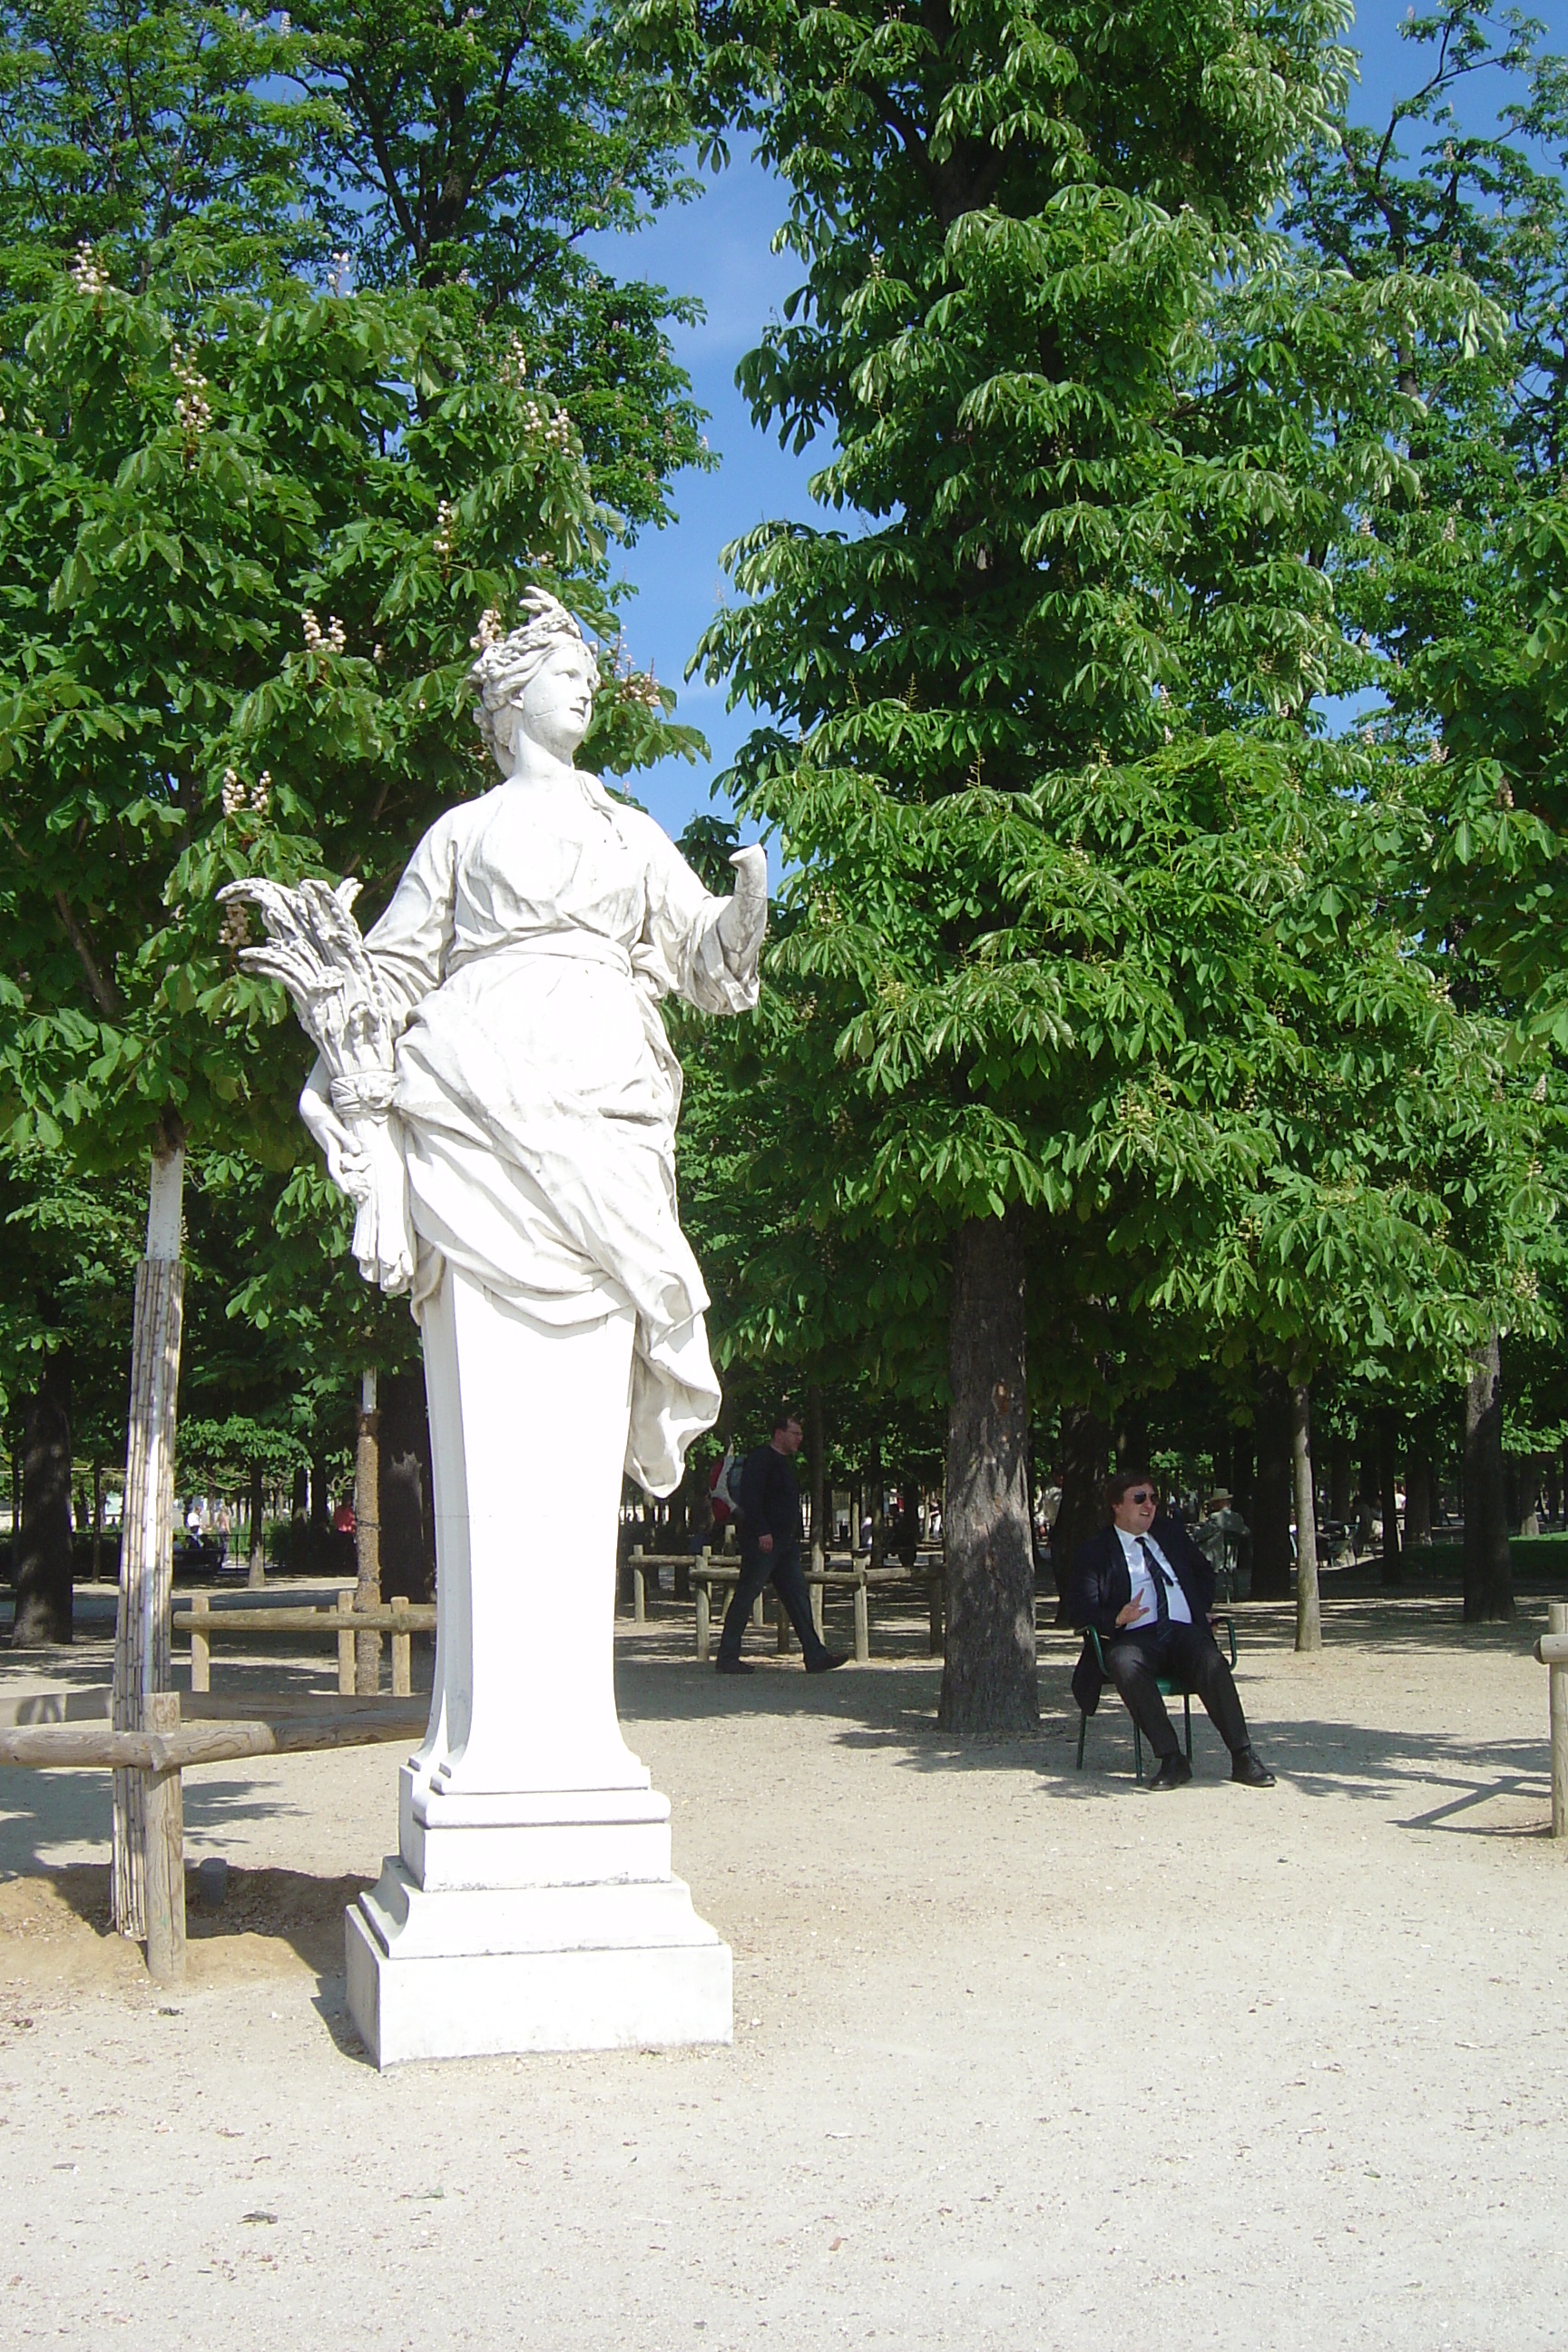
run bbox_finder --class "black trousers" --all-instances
[1100,1622,1249,1760]
[717,1539,828,1667]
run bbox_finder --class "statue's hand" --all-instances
[300,1065,372,1202]
[717,844,768,974]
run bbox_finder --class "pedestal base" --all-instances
[344,1769,733,2067]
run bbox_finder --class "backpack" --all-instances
[710,1446,746,1524]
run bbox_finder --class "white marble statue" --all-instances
[221,591,757,2062]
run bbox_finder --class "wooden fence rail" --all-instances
[175,1591,435,1699]
[685,1562,945,1666]
[0,1700,426,1984]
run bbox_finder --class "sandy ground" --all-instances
[0,1582,1564,2351]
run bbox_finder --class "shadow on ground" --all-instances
[613,1595,1553,1838]
[0,1860,374,2002]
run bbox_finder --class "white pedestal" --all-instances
[343,1266,731,2068]
[346,1767,731,2066]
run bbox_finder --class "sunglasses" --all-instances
[1127,1489,1157,1505]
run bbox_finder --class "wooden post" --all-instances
[190,1591,211,1694]
[390,1594,412,1698]
[853,1572,869,1665]
[338,1585,357,1696]
[1552,1602,1568,1842]
[113,1132,186,1941]
[632,1544,646,1625]
[355,1369,382,1695]
[142,1692,185,1986]
[694,1546,711,1661]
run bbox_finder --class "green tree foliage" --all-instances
[0,6,716,1651]
[0,1,335,297]
[287,0,716,537]
[0,1148,142,1466]
[629,0,1556,1699]
[0,257,695,1172]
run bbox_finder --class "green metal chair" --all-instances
[1073,1616,1239,1781]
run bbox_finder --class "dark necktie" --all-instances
[1139,1537,1171,1625]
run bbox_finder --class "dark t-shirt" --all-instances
[739,1443,803,1552]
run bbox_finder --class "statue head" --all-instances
[468,591,600,772]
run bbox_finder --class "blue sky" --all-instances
[585,3,1566,842]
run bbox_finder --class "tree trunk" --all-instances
[92,1462,103,1583]
[1404,1435,1434,1553]
[1329,1429,1352,1525]
[1251,1371,1293,1602]
[1518,1455,1542,1538]
[310,1451,329,1529]
[1112,1398,1149,1470]
[12,1350,74,1645]
[895,1471,919,1567]
[1051,1406,1109,1621]
[938,1209,1037,1732]
[290,1462,308,1526]
[808,1383,826,1574]
[1378,1410,1402,1589]
[247,1460,267,1588]
[355,1370,382,1694]
[1464,1332,1513,1622]
[379,1370,436,1602]
[1546,1452,1561,1530]
[113,1128,186,1938]
[1291,1382,1320,1652]
[1230,1427,1256,1528]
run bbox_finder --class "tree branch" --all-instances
[52,892,122,1019]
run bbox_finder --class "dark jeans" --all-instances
[717,1539,828,1667]
[1100,1622,1249,1760]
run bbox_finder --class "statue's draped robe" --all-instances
[366,768,757,1494]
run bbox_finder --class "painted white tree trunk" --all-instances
[112,1141,185,1937]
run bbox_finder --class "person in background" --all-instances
[1194,1489,1250,1600]
[714,1410,848,1678]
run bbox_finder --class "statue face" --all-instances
[509,636,599,766]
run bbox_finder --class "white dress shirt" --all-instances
[1116,1524,1192,1626]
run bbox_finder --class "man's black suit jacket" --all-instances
[1067,1516,1217,1717]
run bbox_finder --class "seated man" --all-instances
[1070,1466,1275,1790]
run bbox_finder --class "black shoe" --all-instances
[1146,1754,1192,1791]
[806,1651,848,1674]
[713,1658,754,1676]
[1231,1747,1276,1788]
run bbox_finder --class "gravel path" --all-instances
[0,1592,1563,2349]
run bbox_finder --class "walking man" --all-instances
[1070,1466,1275,1788]
[715,1410,848,1677]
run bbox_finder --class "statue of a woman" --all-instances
[226,597,756,2057]
[302,593,761,1481]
